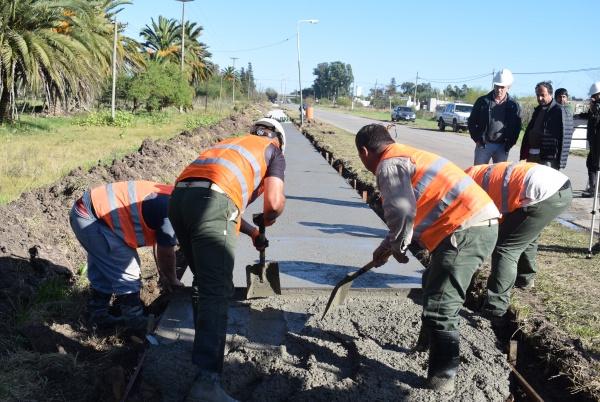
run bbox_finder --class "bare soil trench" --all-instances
[0,106,596,401]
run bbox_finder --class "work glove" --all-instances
[250,228,269,251]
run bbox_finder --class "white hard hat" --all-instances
[588,82,600,97]
[251,118,286,154]
[493,69,514,87]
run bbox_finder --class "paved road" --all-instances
[288,106,597,232]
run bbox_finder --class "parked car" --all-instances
[437,102,473,132]
[391,106,416,122]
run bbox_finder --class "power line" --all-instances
[193,2,229,51]
[212,35,296,53]
[513,67,600,75]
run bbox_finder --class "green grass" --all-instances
[0,105,234,204]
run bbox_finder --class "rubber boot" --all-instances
[410,325,430,352]
[120,292,148,331]
[186,320,235,402]
[427,329,460,392]
[89,289,124,327]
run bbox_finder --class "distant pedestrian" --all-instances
[520,81,573,170]
[355,123,500,392]
[554,88,574,115]
[69,181,183,330]
[468,69,522,165]
[582,82,600,198]
[465,162,572,318]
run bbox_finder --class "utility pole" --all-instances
[414,71,418,110]
[176,0,194,113]
[374,79,377,107]
[219,74,223,101]
[111,15,118,123]
[351,81,355,110]
[491,68,495,89]
[230,57,238,103]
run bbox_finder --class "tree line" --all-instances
[0,0,259,124]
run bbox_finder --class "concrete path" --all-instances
[233,121,424,289]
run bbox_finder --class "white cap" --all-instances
[493,69,514,87]
[588,82,600,97]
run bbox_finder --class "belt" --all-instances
[471,218,499,227]
[175,180,227,195]
[559,179,571,191]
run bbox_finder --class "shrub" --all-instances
[336,97,351,107]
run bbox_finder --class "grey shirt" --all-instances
[488,100,508,142]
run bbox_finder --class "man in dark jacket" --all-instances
[582,82,600,197]
[520,81,573,170]
[468,69,522,165]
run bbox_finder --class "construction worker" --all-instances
[468,69,522,165]
[69,181,182,330]
[355,124,500,392]
[582,82,600,198]
[168,118,286,402]
[465,162,572,317]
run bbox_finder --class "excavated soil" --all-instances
[0,105,265,401]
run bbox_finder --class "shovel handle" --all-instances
[364,248,393,271]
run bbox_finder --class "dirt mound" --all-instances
[0,105,265,401]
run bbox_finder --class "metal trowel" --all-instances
[245,213,281,299]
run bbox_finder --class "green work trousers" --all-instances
[483,187,573,316]
[168,187,239,324]
[422,225,498,331]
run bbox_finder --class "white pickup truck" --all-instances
[437,102,473,132]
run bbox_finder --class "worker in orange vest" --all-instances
[168,118,286,402]
[69,181,183,331]
[355,124,500,392]
[465,161,572,317]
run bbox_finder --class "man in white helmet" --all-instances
[582,82,600,197]
[468,69,522,165]
[168,118,286,401]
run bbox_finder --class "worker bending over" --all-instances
[355,124,500,392]
[168,118,286,402]
[70,181,182,330]
[465,161,572,317]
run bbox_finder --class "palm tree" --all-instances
[140,16,180,63]
[181,21,213,85]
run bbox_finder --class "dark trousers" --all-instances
[483,187,573,316]
[168,187,239,324]
[422,225,498,331]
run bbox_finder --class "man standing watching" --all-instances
[465,162,572,318]
[355,124,500,392]
[169,118,286,402]
[70,181,183,330]
[520,81,573,170]
[582,82,600,198]
[468,69,522,165]
[554,88,574,115]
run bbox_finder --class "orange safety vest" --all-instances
[377,144,493,251]
[176,135,279,216]
[91,181,174,248]
[465,161,536,215]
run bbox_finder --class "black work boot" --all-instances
[89,289,124,327]
[120,292,148,331]
[410,325,430,352]
[186,320,235,402]
[427,329,460,392]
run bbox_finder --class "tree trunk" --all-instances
[49,86,66,116]
[0,76,14,124]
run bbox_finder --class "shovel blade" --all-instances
[321,274,355,319]
[245,262,281,299]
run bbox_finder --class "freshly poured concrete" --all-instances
[233,122,424,289]
[141,121,513,401]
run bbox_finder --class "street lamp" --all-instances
[297,19,318,126]
[176,0,194,113]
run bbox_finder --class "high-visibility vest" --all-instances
[377,144,493,251]
[91,181,173,248]
[176,135,279,215]
[465,161,536,215]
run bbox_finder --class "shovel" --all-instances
[245,213,281,299]
[321,249,393,319]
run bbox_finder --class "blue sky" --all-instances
[120,0,599,99]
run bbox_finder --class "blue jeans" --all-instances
[69,206,142,295]
[474,142,509,165]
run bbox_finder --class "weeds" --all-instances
[184,112,224,130]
